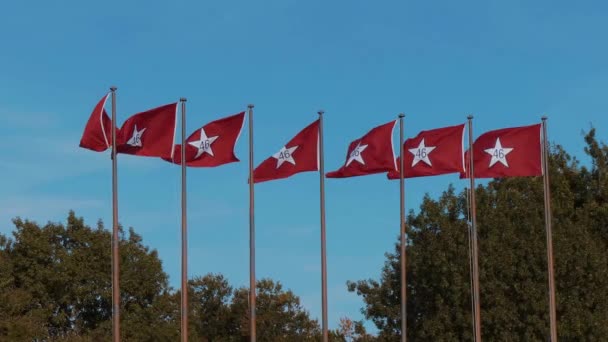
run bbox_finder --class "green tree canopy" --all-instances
[0,212,179,341]
[0,214,328,341]
[349,130,608,340]
[2,130,607,341]
[187,275,322,341]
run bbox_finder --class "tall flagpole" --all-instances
[180,98,189,342]
[110,86,120,342]
[466,186,477,342]
[398,113,407,342]
[318,110,328,342]
[248,104,257,342]
[467,115,482,342]
[542,116,558,341]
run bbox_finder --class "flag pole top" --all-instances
[542,115,548,121]
[110,86,117,92]
[398,113,405,118]
[180,98,187,102]
[467,115,474,120]
[248,104,254,109]
[318,110,325,116]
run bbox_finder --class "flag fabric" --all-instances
[388,123,466,179]
[79,93,113,152]
[117,103,178,158]
[462,123,542,178]
[165,112,246,167]
[326,120,397,178]
[253,120,320,183]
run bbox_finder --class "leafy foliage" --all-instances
[0,213,179,340]
[349,130,608,340]
[187,274,322,341]
[1,130,607,340]
[0,215,324,340]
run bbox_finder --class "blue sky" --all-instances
[1,0,607,331]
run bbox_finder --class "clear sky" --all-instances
[1,0,607,331]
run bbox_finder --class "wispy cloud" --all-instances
[0,109,61,130]
[0,117,105,188]
[0,129,168,194]
[0,154,106,192]
[0,195,105,233]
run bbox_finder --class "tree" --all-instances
[349,132,608,340]
[0,234,48,339]
[188,273,237,341]
[0,211,333,341]
[337,317,375,342]
[231,278,321,341]
[185,275,323,341]
[349,186,473,341]
[0,212,179,340]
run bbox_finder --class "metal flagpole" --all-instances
[318,110,328,342]
[398,113,407,342]
[248,104,257,342]
[467,115,482,342]
[110,86,120,342]
[541,116,558,341]
[466,186,477,342]
[180,98,189,342]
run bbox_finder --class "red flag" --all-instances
[253,120,319,183]
[79,94,114,152]
[117,103,178,158]
[462,123,542,178]
[327,120,397,178]
[388,124,465,179]
[165,112,246,167]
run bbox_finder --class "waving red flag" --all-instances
[388,124,465,179]
[253,120,319,183]
[117,103,178,158]
[79,93,114,152]
[166,111,246,167]
[462,123,542,178]
[327,120,396,178]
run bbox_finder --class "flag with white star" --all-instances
[326,120,397,178]
[388,123,465,179]
[253,119,319,183]
[165,112,246,167]
[116,102,178,158]
[461,123,542,179]
[79,93,115,152]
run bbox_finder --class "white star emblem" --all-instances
[346,143,368,166]
[272,145,298,168]
[188,128,219,159]
[126,125,146,147]
[484,138,514,167]
[408,139,436,167]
